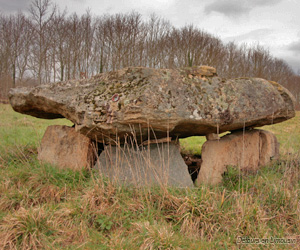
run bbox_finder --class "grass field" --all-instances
[0,104,300,249]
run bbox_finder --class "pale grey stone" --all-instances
[95,142,194,187]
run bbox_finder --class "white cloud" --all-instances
[288,40,300,55]
[0,0,31,13]
[205,0,250,17]
[224,28,274,43]
[204,0,283,17]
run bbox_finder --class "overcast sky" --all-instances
[1,0,300,73]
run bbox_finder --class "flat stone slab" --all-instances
[38,125,95,170]
[195,129,279,185]
[9,66,295,143]
[95,142,194,187]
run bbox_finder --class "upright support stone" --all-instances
[95,142,194,187]
[259,130,279,166]
[195,129,279,185]
[38,125,95,170]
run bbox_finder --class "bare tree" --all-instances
[144,14,171,68]
[29,0,56,84]
[1,3,299,107]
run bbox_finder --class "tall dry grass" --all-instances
[0,105,300,249]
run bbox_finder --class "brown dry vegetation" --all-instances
[0,104,300,249]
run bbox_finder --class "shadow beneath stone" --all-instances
[181,154,202,183]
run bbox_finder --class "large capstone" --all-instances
[9,66,295,143]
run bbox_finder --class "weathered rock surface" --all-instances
[95,142,194,187]
[9,66,295,143]
[195,129,279,185]
[38,125,95,170]
[205,133,220,140]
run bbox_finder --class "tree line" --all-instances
[0,0,299,108]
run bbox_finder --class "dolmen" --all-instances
[9,66,296,187]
